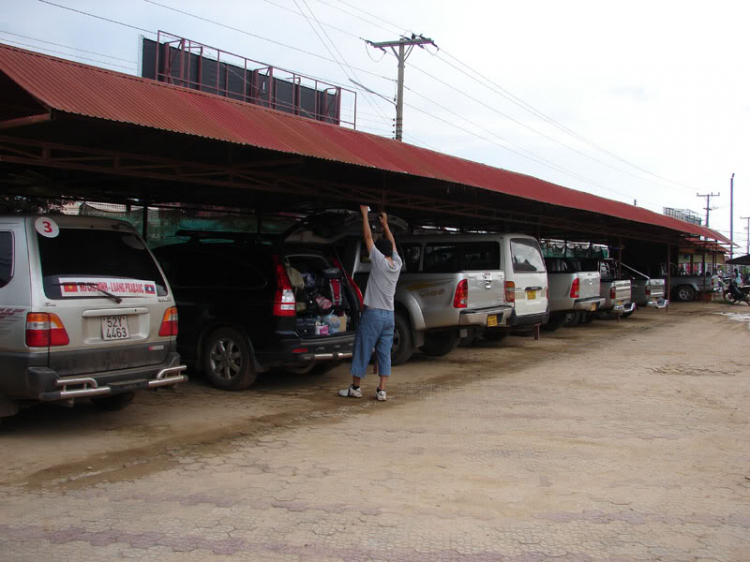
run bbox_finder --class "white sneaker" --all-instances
[338,385,362,398]
[376,388,387,401]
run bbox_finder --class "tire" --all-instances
[542,312,566,332]
[582,312,595,324]
[391,311,414,366]
[674,285,695,302]
[483,329,508,342]
[92,391,135,411]
[420,330,460,357]
[203,327,257,390]
[621,310,634,319]
[285,363,316,375]
[724,291,737,305]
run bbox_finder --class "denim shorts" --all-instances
[350,308,395,377]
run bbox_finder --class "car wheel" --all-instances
[621,310,634,318]
[92,391,135,411]
[391,311,414,366]
[312,361,342,375]
[542,312,566,332]
[203,327,257,390]
[724,291,737,304]
[483,329,508,342]
[674,285,695,302]
[420,330,460,357]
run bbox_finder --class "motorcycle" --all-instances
[723,279,750,305]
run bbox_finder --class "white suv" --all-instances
[0,215,186,419]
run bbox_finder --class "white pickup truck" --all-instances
[544,257,605,330]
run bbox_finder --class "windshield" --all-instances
[38,228,168,299]
[510,238,546,273]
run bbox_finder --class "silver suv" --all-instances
[0,215,187,419]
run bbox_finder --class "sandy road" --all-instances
[1,302,749,561]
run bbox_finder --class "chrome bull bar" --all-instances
[41,365,188,401]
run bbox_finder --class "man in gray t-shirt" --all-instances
[339,206,402,402]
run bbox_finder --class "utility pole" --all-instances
[696,192,720,227]
[730,173,735,260]
[366,34,436,141]
[741,216,750,255]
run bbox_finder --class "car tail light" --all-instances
[159,307,179,337]
[505,280,515,303]
[331,256,364,309]
[610,286,616,299]
[26,312,69,347]
[273,255,296,317]
[570,278,580,299]
[645,285,651,296]
[453,279,468,308]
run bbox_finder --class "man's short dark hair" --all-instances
[375,237,393,258]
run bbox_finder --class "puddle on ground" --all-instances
[716,312,750,327]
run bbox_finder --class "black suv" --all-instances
[153,232,362,390]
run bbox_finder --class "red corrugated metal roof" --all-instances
[0,43,730,243]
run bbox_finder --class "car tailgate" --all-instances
[578,272,601,299]
[466,270,506,309]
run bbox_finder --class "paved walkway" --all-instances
[1,306,749,561]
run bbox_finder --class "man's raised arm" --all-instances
[360,205,374,254]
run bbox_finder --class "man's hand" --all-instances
[359,205,369,216]
[378,212,388,227]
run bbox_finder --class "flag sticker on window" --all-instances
[58,278,158,298]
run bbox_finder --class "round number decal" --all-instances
[35,217,60,238]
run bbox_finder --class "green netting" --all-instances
[77,204,296,248]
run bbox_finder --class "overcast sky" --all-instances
[2,0,749,248]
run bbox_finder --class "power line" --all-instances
[142,0,393,83]
[37,0,155,34]
[293,0,394,131]
[406,59,692,195]
[0,30,137,63]
[0,38,137,71]
[309,0,402,36]
[434,48,700,193]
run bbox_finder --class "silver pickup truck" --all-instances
[286,212,514,365]
[580,258,635,316]
[669,270,719,302]
[544,257,605,330]
[621,263,668,313]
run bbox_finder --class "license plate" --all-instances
[590,303,598,312]
[102,315,129,340]
[487,315,498,327]
[526,290,536,300]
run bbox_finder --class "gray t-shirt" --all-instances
[363,245,402,311]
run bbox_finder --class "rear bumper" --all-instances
[615,302,636,313]
[4,351,187,402]
[509,310,549,328]
[647,298,669,309]
[459,305,513,327]
[257,332,355,367]
[572,297,605,311]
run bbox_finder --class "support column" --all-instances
[666,243,671,313]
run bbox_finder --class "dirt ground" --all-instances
[1,301,749,561]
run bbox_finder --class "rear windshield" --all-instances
[510,239,546,273]
[422,242,499,273]
[38,228,168,298]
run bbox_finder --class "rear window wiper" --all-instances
[55,281,123,304]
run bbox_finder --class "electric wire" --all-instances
[293,0,393,131]
[37,0,155,34]
[0,30,137,63]
[141,0,393,83]
[309,0,402,36]
[406,59,689,195]
[435,48,700,193]
[0,38,137,71]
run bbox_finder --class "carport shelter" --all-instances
[0,43,728,276]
